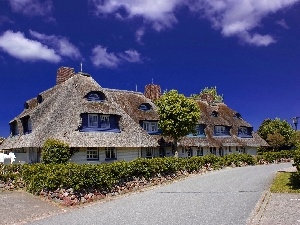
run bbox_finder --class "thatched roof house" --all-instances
[2,68,158,150]
[1,66,267,163]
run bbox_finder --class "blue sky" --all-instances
[0,0,300,137]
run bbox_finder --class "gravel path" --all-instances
[0,191,64,225]
[24,163,292,225]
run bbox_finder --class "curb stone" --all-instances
[246,191,271,225]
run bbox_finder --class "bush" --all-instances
[41,138,72,164]
[0,164,23,182]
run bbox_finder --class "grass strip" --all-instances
[270,172,300,193]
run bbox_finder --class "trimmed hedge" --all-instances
[0,151,295,194]
[256,150,294,163]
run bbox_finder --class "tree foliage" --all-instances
[257,118,295,150]
[190,86,223,102]
[156,90,201,151]
[42,138,72,164]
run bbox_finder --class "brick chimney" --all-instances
[56,67,75,85]
[144,84,161,102]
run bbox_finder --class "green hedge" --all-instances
[0,164,22,182]
[0,152,294,194]
[257,150,295,163]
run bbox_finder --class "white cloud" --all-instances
[91,45,142,68]
[135,27,145,44]
[277,19,289,29]
[242,33,276,46]
[29,30,81,60]
[119,50,141,62]
[186,0,299,46]
[90,0,300,46]
[91,45,120,68]
[89,0,182,31]
[8,0,53,17]
[0,30,60,62]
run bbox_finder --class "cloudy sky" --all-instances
[0,0,300,137]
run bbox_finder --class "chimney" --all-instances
[144,84,161,102]
[56,67,75,85]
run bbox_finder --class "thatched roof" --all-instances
[1,70,267,150]
[2,73,159,149]
[177,100,268,147]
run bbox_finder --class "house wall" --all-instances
[70,147,142,164]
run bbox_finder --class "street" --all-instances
[26,163,292,225]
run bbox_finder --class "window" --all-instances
[195,124,205,136]
[234,113,242,119]
[37,95,43,104]
[215,126,225,134]
[100,115,110,129]
[88,114,98,127]
[87,148,99,160]
[10,121,18,136]
[22,116,32,134]
[86,91,106,101]
[197,147,203,156]
[24,102,29,109]
[143,121,158,132]
[139,103,152,111]
[238,127,248,135]
[210,147,216,155]
[228,146,232,152]
[238,127,252,137]
[211,111,218,117]
[14,148,26,153]
[214,126,230,136]
[105,147,116,160]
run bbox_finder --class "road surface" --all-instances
[27,163,292,225]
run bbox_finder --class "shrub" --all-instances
[41,138,72,164]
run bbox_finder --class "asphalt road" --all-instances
[27,163,292,225]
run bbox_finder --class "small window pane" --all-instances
[88,114,98,127]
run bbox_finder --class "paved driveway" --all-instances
[23,163,292,225]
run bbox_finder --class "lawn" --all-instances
[270,172,300,193]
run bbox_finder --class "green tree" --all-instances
[156,90,201,152]
[191,86,223,103]
[257,118,295,150]
[42,138,72,164]
[267,133,285,151]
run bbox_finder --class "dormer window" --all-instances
[195,124,206,136]
[24,102,29,109]
[238,126,253,138]
[10,121,19,136]
[139,103,152,111]
[86,91,106,102]
[211,111,218,117]
[37,95,43,104]
[141,121,159,134]
[80,113,120,132]
[21,116,32,134]
[234,113,242,119]
[214,125,230,136]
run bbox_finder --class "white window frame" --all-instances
[143,121,158,132]
[105,147,116,159]
[215,126,226,135]
[87,148,99,160]
[88,114,98,128]
[100,115,110,129]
